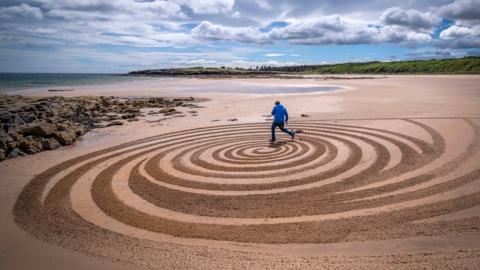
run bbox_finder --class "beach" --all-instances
[1,75,480,269]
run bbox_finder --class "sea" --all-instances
[0,73,340,94]
[0,73,150,92]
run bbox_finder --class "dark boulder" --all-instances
[0,133,13,150]
[39,137,61,150]
[17,123,56,137]
[121,113,137,119]
[53,130,76,146]
[19,139,43,154]
[0,111,13,123]
[6,148,26,159]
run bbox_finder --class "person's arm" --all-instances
[285,108,289,123]
[271,106,276,115]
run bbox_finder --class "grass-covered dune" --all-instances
[129,56,480,76]
[270,56,480,74]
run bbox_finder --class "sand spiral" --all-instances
[13,118,480,268]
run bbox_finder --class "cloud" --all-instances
[267,16,432,45]
[192,21,271,43]
[435,38,480,49]
[175,0,235,14]
[407,48,453,59]
[437,0,480,21]
[380,7,440,30]
[0,3,43,20]
[264,53,285,57]
[440,25,475,39]
[190,15,435,46]
[268,16,345,40]
[41,0,185,20]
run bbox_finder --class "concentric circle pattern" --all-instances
[13,118,480,267]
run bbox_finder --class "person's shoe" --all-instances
[291,131,295,140]
[270,138,276,143]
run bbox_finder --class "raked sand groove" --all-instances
[13,118,480,269]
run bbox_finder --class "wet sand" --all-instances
[1,75,480,269]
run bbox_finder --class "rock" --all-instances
[127,117,139,122]
[94,116,108,122]
[1,124,16,133]
[72,125,85,136]
[19,139,43,154]
[227,118,238,121]
[121,113,137,119]
[107,114,121,121]
[0,149,5,161]
[9,133,23,141]
[0,133,13,150]
[0,111,13,123]
[53,131,76,146]
[6,141,19,152]
[33,102,51,111]
[6,148,26,159]
[39,137,61,150]
[23,104,37,112]
[18,123,56,136]
[159,108,176,114]
[124,108,140,114]
[301,114,310,117]
[106,121,124,127]
[18,112,37,124]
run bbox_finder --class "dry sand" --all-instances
[1,75,480,269]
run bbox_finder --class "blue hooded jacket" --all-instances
[272,104,288,124]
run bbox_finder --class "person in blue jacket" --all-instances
[270,101,295,142]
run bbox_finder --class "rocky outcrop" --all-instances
[0,95,199,161]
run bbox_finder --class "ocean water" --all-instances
[0,73,150,92]
[0,73,340,95]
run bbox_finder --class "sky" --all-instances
[0,0,479,73]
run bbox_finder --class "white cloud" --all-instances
[268,16,345,40]
[380,7,440,30]
[440,25,475,39]
[264,53,285,57]
[267,16,432,45]
[0,3,43,20]
[192,21,270,43]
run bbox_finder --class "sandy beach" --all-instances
[1,75,480,269]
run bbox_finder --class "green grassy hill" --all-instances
[265,57,480,74]
[128,57,480,75]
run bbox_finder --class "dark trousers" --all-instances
[271,122,293,140]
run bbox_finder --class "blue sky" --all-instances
[0,0,479,73]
